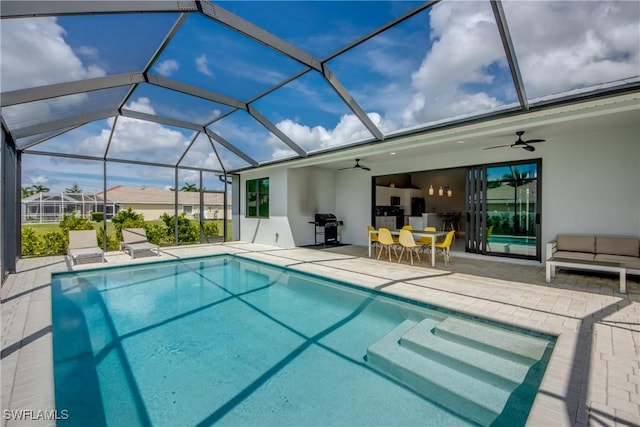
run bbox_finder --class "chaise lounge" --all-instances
[122,228,161,259]
[68,230,105,265]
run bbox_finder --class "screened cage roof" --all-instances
[2,1,639,178]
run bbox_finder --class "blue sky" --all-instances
[2,1,638,194]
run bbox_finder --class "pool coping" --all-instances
[1,242,638,426]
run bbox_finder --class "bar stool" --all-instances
[442,214,457,232]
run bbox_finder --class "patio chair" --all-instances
[398,229,421,266]
[122,228,160,259]
[68,230,104,265]
[435,230,456,265]
[486,225,494,251]
[418,226,438,255]
[368,225,382,256]
[376,228,399,263]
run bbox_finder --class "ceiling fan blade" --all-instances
[523,145,535,152]
[483,144,511,150]
[525,138,545,144]
[362,166,371,171]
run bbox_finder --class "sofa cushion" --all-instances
[595,237,640,257]
[595,254,640,270]
[554,251,596,261]
[557,235,595,253]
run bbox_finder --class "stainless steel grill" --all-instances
[312,213,340,245]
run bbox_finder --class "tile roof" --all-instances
[96,186,227,205]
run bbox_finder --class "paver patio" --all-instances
[1,242,638,426]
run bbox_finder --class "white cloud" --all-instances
[155,59,180,77]
[501,1,640,99]
[0,17,105,92]
[402,2,505,127]
[75,45,99,60]
[196,54,213,77]
[268,112,392,157]
[125,97,156,115]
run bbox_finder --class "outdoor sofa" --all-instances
[546,234,640,293]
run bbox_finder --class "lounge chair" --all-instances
[68,230,104,265]
[122,228,160,259]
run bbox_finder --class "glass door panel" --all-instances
[466,160,541,260]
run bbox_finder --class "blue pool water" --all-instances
[489,236,536,246]
[52,256,554,427]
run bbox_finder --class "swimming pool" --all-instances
[489,235,536,246]
[52,255,554,426]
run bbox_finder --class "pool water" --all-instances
[52,256,554,426]
[489,235,536,246]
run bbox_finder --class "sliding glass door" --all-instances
[466,160,541,260]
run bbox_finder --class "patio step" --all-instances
[366,320,511,426]
[432,317,550,363]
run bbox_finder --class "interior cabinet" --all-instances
[376,185,421,207]
[375,216,396,229]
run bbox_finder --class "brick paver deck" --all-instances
[1,243,638,426]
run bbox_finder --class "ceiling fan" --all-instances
[484,131,546,152]
[339,158,371,171]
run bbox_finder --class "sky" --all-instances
[1,0,638,194]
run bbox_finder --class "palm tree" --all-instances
[21,186,35,198]
[65,183,82,193]
[30,184,50,194]
[180,183,199,192]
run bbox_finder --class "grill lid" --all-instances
[315,213,337,225]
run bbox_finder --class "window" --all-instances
[246,178,269,218]
[183,205,193,215]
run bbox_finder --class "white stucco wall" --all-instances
[288,167,336,246]
[240,168,297,248]
[238,118,640,258]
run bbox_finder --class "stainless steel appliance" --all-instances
[312,213,342,245]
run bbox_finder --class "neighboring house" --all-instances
[96,186,230,221]
[21,192,117,223]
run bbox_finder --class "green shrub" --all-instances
[21,226,40,256]
[145,223,171,246]
[161,213,199,243]
[97,227,120,251]
[111,208,145,241]
[40,230,67,256]
[91,212,104,222]
[59,212,94,236]
[203,221,219,237]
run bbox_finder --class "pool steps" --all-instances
[401,319,529,391]
[366,318,550,427]
[432,317,549,362]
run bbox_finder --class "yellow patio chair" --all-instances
[486,225,494,251]
[435,230,456,265]
[398,229,421,266]
[401,225,413,231]
[418,226,438,255]
[376,227,398,262]
[368,225,382,256]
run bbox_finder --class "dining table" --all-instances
[368,229,449,266]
